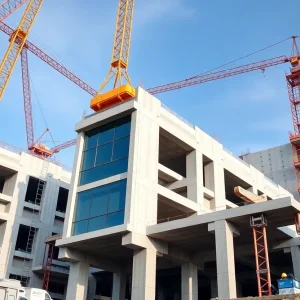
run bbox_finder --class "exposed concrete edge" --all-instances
[56,224,129,247]
[146,197,298,236]
[75,100,137,132]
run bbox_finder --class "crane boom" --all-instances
[0,0,43,101]
[0,21,97,96]
[90,0,136,112]
[147,56,291,95]
[51,139,76,154]
[0,0,27,22]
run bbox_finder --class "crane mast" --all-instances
[90,0,135,112]
[0,0,43,101]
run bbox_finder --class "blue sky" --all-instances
[0,0,298,167]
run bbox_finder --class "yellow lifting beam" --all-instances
[91,0,136,112]
[0,0,44,101]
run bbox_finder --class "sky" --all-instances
[0,0,298,167]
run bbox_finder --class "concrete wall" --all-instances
[241,144,297,200]
[0,146,71,299]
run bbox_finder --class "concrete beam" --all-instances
[58,247,122,273]
[122,232,203,267]
[273,238,300,249]
[158,163,184,183]
[157,185,200,213]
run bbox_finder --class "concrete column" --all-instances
[131,248,156,300]
[213,220,237,298]
[186,150,204,210]
[210,279,218,299]
[65,261,89,300]
[112,272,126,300]
[181,263,198,300]
[204,161,214,191]
[87,275,97,300]
[212,163,226,211]
[291,246,300,279]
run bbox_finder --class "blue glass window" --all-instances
[72,180,127,236]
[96,143,113,166]
[107,211,124,227]
[73,220,88,235]
[79,116,131,186]
[85,129,98,150]
[75,191,92,221]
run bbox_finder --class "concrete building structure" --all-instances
[0,143,71,300]
[57,88,300,300]
[241,143,297,200]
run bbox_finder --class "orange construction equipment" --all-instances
[0,0,44,101]
[250,215,272,297]
[90,0,136,112]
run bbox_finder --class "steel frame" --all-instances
[250,214,272,297]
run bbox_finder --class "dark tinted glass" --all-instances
[113,136,130,160]
[108,181,126,213]
[88,216,106,231]
[85,129,98,150]
[80,158,128,185]
[82,148,96,170]
[73,220,88,235]
[96,142,113,166]
[98,123,114,145]
[115,117,131,139]
[90,188,108,217]
[107,211,124,227]
[75,191,91,221]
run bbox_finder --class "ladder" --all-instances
[22,159,49,286]
[250,214,272,296]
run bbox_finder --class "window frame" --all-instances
[79,116,131,186]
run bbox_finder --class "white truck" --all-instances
[0,279,52,300]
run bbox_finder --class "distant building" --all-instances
[0,143,71,300]
[241,143,298,200]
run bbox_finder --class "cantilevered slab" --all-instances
[146,197,300,253]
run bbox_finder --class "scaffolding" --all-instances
[42,234,62,291]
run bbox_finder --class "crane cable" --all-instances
[29,74,56,147]
[187,36,298,80]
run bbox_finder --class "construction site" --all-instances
[1,0,300,300]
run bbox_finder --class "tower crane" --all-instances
[0,0,44,101]
[90,0,135,112]
[0,0,27,22]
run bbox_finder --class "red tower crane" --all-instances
[0,0,27,22]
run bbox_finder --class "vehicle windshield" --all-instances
[19,297,28,300]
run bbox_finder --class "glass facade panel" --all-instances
[115,118,131,139]
[79,116,131,186]
[90,188,108,217]
[79,158,128,186]
[88,216,106,231]
[73,220,88,235]
[82,148,96,171]
[99,123,114,145]
[85,129,98,150]
[113,137,130,160]
[75,191,91,221]
[107,211,125,227]
[96,142,113,166]
[72,179,127,236]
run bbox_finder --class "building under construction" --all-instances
[53,89,300,300]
